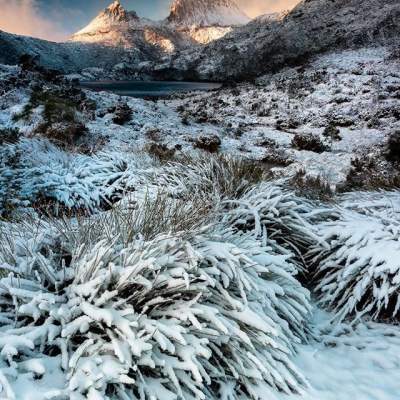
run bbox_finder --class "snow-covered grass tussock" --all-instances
[150,154,267,202]
[311,192,400,322]
[0,183,313,400]
[222,183,330,272]
[0,139,128,214]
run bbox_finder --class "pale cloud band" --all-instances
[0,0,67,41]
[0,0,301,42]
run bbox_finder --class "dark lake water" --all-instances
[80,81,222,98]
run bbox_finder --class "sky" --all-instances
[0,0,300,42]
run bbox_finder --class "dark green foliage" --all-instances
[323,123,342,141]
[12,87,88,149]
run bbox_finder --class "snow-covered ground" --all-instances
[0,46,399,400]
[280,312,400,400]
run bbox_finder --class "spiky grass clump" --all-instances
[0,188,312,399]
[222,183,329,271]
[155,154,267,201]
[0,139,128,214]
[311,192,400,322]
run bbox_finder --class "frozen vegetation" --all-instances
[0,1,400,396]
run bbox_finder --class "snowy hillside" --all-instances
[157,0,400,80]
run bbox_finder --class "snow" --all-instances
[70,0,247,51]
[278,311,400,400]
[0,44,400,400]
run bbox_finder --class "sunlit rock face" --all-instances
[69,0,250,50]
[167,0,250,27]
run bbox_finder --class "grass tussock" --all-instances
[162,153,270,201]
[290,169,334,201]
[59,190,215,248]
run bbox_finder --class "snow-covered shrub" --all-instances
[222,183,327,271]
[145,142,176,163]
[289,169,334,201]
[291,133,330,153]
[193,135,221,153]
[156,154,266,201]
[0,138,128,213]
[0,212,311,399]
[0,127,20,145]
[112,102,132,126]
[386,130,400,163]
[69,190,214,244]
[311,193,400,322]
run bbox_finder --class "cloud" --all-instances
[237,0,301,18]
[0,0,67,41]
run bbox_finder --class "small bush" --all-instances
[159,154,267,201]
[292,133,330,153]
[290,169,334,201]
[276,118,300,131]
[112,102,132,125]
[342,154,400,191]
[311,201,400,322]
[145,127,161,142]
[37,121,88,149]
[14,87,77,124]
[261,149,294,167]
[322,123,342,141]
[386,130,400,163]
[12,87,89,149]
[0,127,20,145]
[145,142,176,162]
[193,134,221,153]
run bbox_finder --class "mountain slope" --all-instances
[0,30,134,73]
[157,0,400,80]
[70,0,249,51]
[167,0,250,27]
[70,1,192,53]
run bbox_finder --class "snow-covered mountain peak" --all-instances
[69,0,248,49]
[104,1,133,21]
[167,0,250,27]
[71,0,139,40]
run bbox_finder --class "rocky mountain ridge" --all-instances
[0,0,250,75]
[1,0,400,81]
[167,0,250,27]
[153,0,400,81]
[70,0,249,50]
